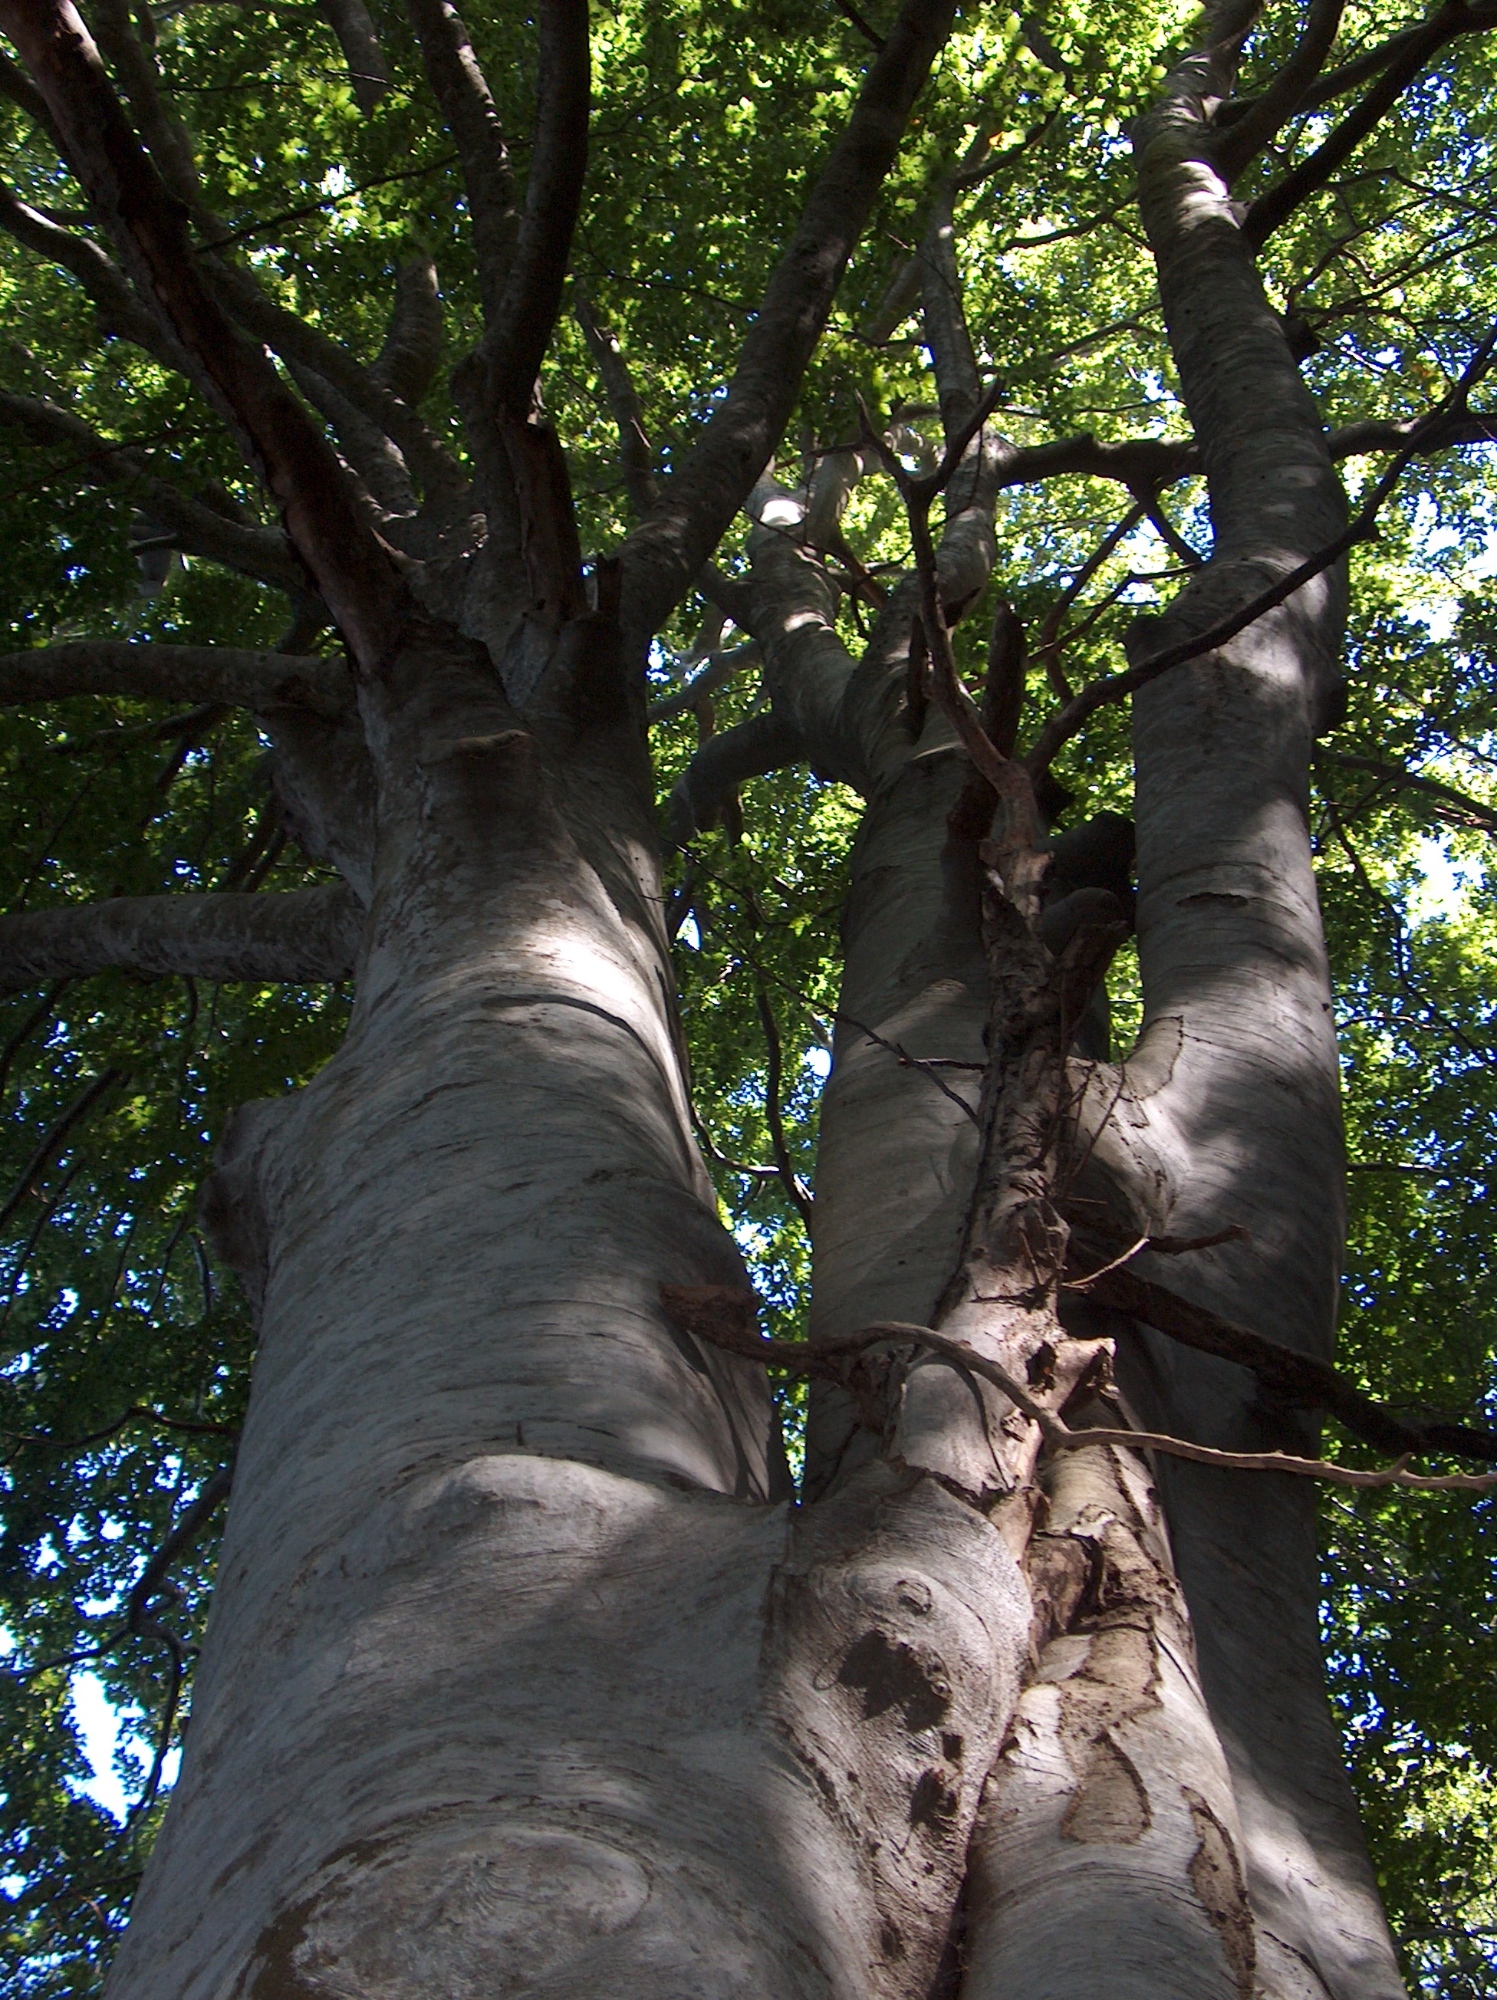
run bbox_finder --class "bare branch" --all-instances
[0,884,364,994]
[1,0,409,667]
[918,186,983,436]
[88,0,200,205]
[620,0,959,645]
[662,1292,1497,1492]
[0,642,352,716]
[0,1065,123,1231]
[315,0,391,113]
[403,0,517,319]
[1079,1257,1497,1466]
[202,255,465,511]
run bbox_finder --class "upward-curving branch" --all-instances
[619,0,959,645]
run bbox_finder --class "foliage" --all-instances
[0,0,1495,1992]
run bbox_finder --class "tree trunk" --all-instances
[103,625,1042,2000]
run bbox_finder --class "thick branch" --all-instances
[0,387,304,591]
[648,641,759,724]
[0,884,364,993]
[0,177,179,363]
[474,0,589,415]
[667,709,807,844]
[1023,330,1497,775]
[0,642,352,716]
[403,0,518,319]
[370,256,445,408]
[620,0,958,644]
[202,255,465,511]
[1244,2,1497,248]
[1,0,408,666]
[574,286,660,518]
[1213,0,1345,178]
[316,0,391,113]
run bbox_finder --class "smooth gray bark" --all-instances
[0,884,363,993]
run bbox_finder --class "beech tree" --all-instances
[2,0,1497,1993]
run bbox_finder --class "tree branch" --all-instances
[755,984,814,1228]
[0,1065,123,1231]
[1320,749,1497,833]
[0,176,180,364]
[1022,325,1497,777]
[472,0,590,416]
[315,0,391,114]
[0,642,352,716]
[1213,0,1345,178]
[0,0,408,667]
[200,254,466,512]
[0,884,364,994]
[648,641,759,724]
[403,0,518,320]
[661,1291,1497,1492]
[667,709,807,844]
[1243,1,1497,249]
[574,285,660,518]
[0,387,305,591]
[1075,1257,1497,1465]
[620,0,958,646]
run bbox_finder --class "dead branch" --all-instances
[1078,1258,1497,1467]
[661,1288,1497,1493]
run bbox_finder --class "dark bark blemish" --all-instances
[1183,1785,1256,1999]
[908,1766,959,1830]
[837,1628,952,1731]
[1059,1733,1150,1844]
